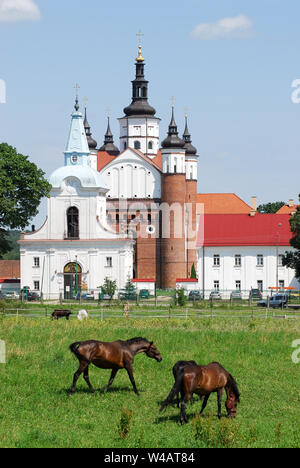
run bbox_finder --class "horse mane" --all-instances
[126,337,150,345]
[228,374,241,402]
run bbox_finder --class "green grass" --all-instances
[0,317,299,448]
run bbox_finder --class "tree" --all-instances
[174,288,187,307]
[191,263,197,279]
[0,143,51,256]
[282,199,300,279]
[122,276,136,299]
[257,202,285,214]
[100,277,117,300]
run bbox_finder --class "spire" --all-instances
[64,95,90,165]
[74,84,80,112]
[162,103,185,149]
[99,115,120,156]
[123,32,156,117]
[84,105,98,150]
[182,115,197,155]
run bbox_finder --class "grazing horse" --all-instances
[160,362,240,425]
[172,360,198,407]
[69,337,162,396]
[52,310,72,321]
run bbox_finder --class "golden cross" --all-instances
[136,29,144,45]
[184,106,189,118]
[106,107,111,118]
[84,96,88,108]
[171,96,175,108]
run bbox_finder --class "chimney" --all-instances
[250,196,257,217]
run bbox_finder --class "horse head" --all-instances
[146,341,162,362]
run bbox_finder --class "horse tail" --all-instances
[69,342,89,363]
[160,367,185,412]
[227,373,240,402]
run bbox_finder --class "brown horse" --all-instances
[69,337,162,396]
[160,362,240,424]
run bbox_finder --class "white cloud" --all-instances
[191,14,254,40]
[0,0,41,22]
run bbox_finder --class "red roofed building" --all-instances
[196,213,299,297]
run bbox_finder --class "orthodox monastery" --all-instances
[18,43,300,298]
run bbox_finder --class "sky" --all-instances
[1,0,300,227]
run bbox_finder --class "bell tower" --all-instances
[119,33,160,158]
[160,105,187,288]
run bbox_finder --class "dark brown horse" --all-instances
[69,337,162,396]
[160,362,240,424]
[172,360,198,407]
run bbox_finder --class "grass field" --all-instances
[0,316,299,448]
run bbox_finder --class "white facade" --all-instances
[20,104,134,299]
[197,245,300,298]
[100,148,161,200]
[162,148,186,174]
[118,116,160,157]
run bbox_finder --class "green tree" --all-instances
[282,199,300,279]
[174,288,187,307]
[122,276,136,299]
[257,202,285,214]
[0,143,51,256]
[100,277,117,300]
[191,263,197,279]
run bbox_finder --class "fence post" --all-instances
[155,291,158,307]
[59,293,63,305]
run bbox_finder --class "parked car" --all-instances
[76,292,95,301]
[257,293,289,309]
[119,291,137,301]
[1,291,20,300]
[210,291,222,300]
[251,289,262,300]
[139,289,150,299]
[26,291,40,302]
[231,291,242,300]
[188,290,203,301]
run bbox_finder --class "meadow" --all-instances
[0,316,299,448]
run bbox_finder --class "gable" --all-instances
[99,148,161,200]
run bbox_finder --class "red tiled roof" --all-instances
[151,150,162,169]
[176,279,198,283]
[0,260,20,279]
[197,193,252,215]
[197,214,293,247]
[132,279,155,283]
[97,151,116,172]
[98,148,162,173]
[277,204,299,214]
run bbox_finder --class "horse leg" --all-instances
[200,395,210,415]
[217,389,224,420]
[69,361,89,396]
[83,366,95,394]
[104,369,118,393]
[126,366,140,396]
[180,393,191,425]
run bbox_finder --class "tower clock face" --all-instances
[71,155,78,164]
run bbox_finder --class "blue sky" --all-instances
[1,0,300,226]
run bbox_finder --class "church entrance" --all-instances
[64,262,82,299]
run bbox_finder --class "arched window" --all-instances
[67,207,79,239]
[142,87,147,98]
[148,141,153,150]
[124,142,127,150]
[134,141,141,150]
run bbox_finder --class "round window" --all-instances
[71,155,78,164]
[147,225,156,235]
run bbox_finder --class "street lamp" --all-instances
[276,223,282,289]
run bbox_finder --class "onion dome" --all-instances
[123,45,156,117]
[84,107,98,150]
[99,117,120,156]
[161,107,185,149]
[183,116,197,155]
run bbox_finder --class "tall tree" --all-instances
[0,143,51,256]
[257,202,285,214]
[282,199,300,279]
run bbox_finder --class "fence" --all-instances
[1,304,299,321]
